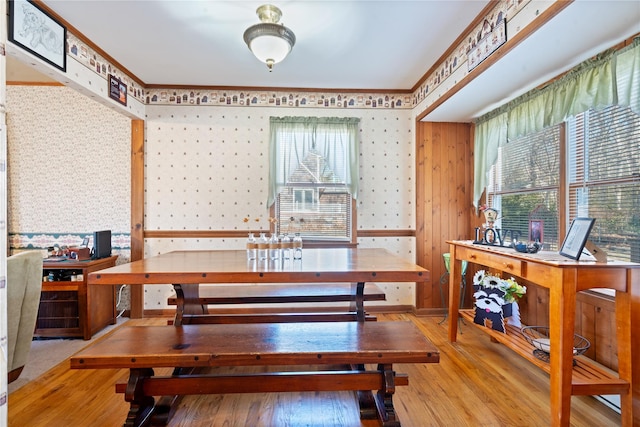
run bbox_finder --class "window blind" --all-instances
[568,105,640,262]
[270,117,358,241]
[488,126,561,248]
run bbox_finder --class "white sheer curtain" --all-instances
[267,117,360,207]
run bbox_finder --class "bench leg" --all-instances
[353,363,377,420]
[354,364,402,427]
[149,367,196,427]
[374,364,401,427]
[124,368,156,427]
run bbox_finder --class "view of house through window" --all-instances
[269,117,359,241]
[487,125,561,250]
[488,105,640,262]
[276,154,352,239]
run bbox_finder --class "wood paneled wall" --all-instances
[130,119,145,318]
[415,121,476,313]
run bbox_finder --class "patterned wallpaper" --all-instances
[67,33,144,104]
[5,85,131,261]
[143,105,416,309]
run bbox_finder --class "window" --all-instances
[567,105,640,262]
[268,117,360,241]
[293,188,316,209]
[487,126,561,249]
[487,105,640,261]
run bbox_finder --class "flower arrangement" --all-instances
[242,215,278,231]
[473,269,526,303]
[242,215,263,229]
[286,216,305,234]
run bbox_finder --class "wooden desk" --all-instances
[447,240,639,427]
[84,248,434,426]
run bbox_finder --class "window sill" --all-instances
[302,241,358,249]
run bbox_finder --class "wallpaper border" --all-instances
[9,232,130,250]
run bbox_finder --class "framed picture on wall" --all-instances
[8,0,67,72]
[468,18,506,72]
[559,217,596,260]
[109,74,127,106]
[529,219,543,243]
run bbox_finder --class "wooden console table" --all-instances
[447,240,639,427]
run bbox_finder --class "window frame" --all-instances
[565,106,640,262]
[269,117,359,246]
[486,124,564,249]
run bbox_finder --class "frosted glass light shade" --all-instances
[243,5,295,71]
[244,23,295,69]
[248,32,291,64]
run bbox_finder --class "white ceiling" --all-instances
[36,0,490,90]
[7,1,640,122]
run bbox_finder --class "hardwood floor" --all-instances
[8,314,621,426]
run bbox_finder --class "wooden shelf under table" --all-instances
[459,309,629,396]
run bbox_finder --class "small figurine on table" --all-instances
[479,205,499,244]
[480,205,498,228]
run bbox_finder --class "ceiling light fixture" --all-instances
[243,4,296,72]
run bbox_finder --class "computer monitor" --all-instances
[92,230,112,259]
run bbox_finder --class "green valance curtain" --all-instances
[473,37,640,210]
[473,113,506,212]
[267,116,360,207]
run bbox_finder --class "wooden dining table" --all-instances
[80,248,436,426]
[88,248,430,323]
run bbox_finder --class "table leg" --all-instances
[617,268,639,427]
[354,282,365,322]
[150,367,195,427]
[548,269,576,427]
[172,283,206,326]
[631,267,640,427]
[354,362,377,420]
[447,245,461,342]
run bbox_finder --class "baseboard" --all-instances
[413,307,447,317]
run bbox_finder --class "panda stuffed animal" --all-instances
[473,283,508,333]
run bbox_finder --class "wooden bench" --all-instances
[167,283,386,324]
[71,321,439,427]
